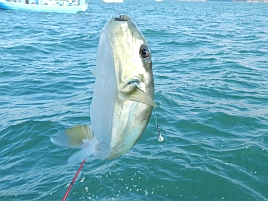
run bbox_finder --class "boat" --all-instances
[0,0,89,13]
[103,0,122,2]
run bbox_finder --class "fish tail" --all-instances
[50,125,98,163]
[50,125,94,148]
[67,145,96,164]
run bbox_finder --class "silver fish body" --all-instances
[51,15,155,163]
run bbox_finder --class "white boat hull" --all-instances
[0,0,88,13]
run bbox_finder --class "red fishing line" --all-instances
[62,159,86,201]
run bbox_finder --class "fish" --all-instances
[50,14,156,164]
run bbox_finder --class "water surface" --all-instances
[0,1,267,200]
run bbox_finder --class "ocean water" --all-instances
[0,1,268,200]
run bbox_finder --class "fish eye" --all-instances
[139,44,150,59]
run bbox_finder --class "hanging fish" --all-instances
[50,14,156,164]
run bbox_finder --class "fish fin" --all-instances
[118,86,157,107]
[50,125,94,148]
[67,146,94,164]
[90,67,96,76]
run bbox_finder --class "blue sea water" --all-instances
[0,1,268,200]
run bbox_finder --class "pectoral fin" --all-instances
[118,86,157,107]
[50,125,94,148]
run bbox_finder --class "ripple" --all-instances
[0,2,268,200]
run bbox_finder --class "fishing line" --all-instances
[62,159,86,201]
[114,2,117,14]
[113,2,122,18]
[113,0,134,18]
[152,108,164,142]
[129,0,134,12]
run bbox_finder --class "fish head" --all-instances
[103,14,155,105]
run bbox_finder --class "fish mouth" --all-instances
[115,14,130,21]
